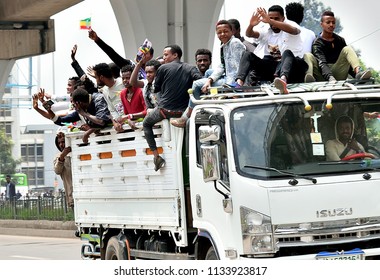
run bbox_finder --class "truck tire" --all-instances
[205,246,218,260]
[105,236,128,260]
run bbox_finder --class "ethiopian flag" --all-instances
[80,18,91,30]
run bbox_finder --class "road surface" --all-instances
[0,234,83,260]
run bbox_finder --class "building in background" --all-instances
[0,63,63,196]
[20,124,58,191]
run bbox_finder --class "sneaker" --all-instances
[154,156,166,171]
[355,70,372,80]
[304,73,316,83]
[170,116,187,128]
[223,82,241,88]
[273,77,289,94]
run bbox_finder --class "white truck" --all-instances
[66,80,380,260]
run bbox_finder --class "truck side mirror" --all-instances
[200,144,221,182]
[199,125,222,182]
[199,125,221,143]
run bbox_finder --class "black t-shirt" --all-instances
[312,33,347,80]
[154,61,202,111]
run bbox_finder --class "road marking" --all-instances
[10,255,48,260]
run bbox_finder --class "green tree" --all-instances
[302,0,342,35]
[0,128,18,176]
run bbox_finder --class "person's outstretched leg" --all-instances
[332,46,371,80]
[143,108,166,171]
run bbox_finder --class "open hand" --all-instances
[257,7,269,24]
[71,44,77,61]
[86,65,95,78]
[32,94,39,110]
[37,88,46,102]
[249,10,262,27]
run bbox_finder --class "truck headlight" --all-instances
[250,235,273,253]
[241,207,275,255]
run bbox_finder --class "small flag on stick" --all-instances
[80,18,91,30]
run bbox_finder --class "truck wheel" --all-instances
[105,236,128,260]
[205,246,218,260]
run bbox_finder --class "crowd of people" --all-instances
[31,2,373,203]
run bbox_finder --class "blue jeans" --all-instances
[189,77,226,108]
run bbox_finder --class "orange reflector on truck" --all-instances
[145,147,163,155]
[80,154,92,161]
[121,150,136,157]
[99,152,113,159]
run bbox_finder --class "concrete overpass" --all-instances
[0,0,84,100]
[0,0,223,100]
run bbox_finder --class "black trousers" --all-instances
[236,50,279,84]
[275,50,308,83]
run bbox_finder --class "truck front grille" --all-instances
[274,217,380,247]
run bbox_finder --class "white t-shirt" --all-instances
[279,19,303,58]
[253,24,282,59]
[101,77,124,119]
[253,20,303,59]
[300,26,316,55]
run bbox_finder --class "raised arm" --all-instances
[246,10,262,39]
[73,101,105,126]
[258,7,300,35]
[88,29,133,69]
[130,54,149,88]
[70,44,86,78]
[32,91,55,120]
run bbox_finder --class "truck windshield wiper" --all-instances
[319,160,380,180]
[319,160,380,169]
[244,165,317,185]
[318,161,362,165]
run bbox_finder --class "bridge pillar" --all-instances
[0,60,15,100]
[110,0,223,63]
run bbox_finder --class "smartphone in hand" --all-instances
[43,100,54,110]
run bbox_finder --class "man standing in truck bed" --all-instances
[143,44,202,171]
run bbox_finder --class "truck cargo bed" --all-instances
[66,121,189,246]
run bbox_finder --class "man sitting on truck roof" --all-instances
[304,10,372,82]
[194,48,212,77]
[235,5,305,93]
[171,19,245,128]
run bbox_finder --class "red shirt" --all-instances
[120,87,146,115]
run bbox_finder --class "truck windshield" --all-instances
[231,98,380,179]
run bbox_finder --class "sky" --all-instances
[15,0,380,125]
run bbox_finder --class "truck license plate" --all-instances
[316,248,365,260]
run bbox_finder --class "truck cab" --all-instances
[189,81,380,259]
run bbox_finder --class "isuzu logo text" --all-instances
[316,208,353,218]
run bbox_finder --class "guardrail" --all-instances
[0,192,73,221]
